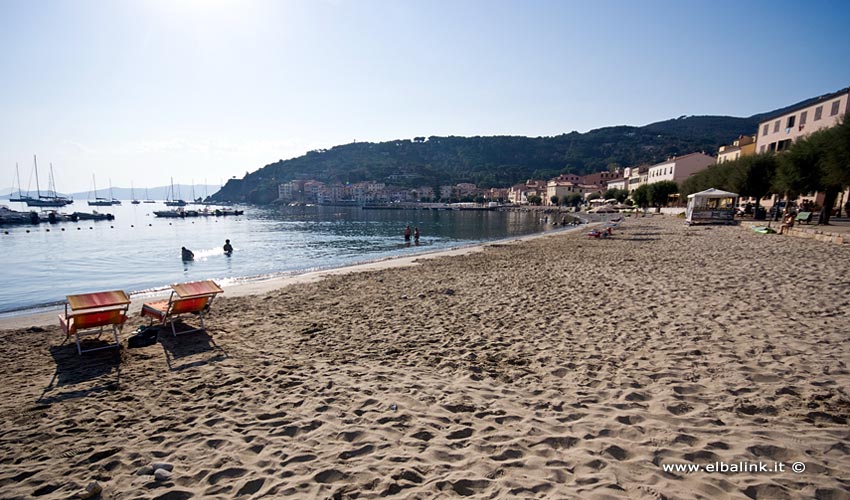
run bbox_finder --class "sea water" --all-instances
[0,202,550,315]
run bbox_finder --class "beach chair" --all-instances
[58,290,131,355]
[141,280,223,336]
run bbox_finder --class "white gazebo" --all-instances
[686,188,739,225]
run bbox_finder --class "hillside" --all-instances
[209,105,800,204]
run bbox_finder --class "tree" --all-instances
[648,181,678,207]
[631,184,650,209]
[526,194,542,206]
[774,118,850,224]
[564,193,583,207]
[604,188,628,203]
[550,195,560,206]
[586,192,601,202]
[732,153,777,212]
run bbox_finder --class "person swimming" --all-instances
[181,246,194,261]
[223,239,233,255]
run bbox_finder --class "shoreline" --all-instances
[0,223,589,331]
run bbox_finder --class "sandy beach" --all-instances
[1,216,848,499]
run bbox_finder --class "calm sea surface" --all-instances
[0,201,550,315]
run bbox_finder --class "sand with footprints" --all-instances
[0,216,848,499]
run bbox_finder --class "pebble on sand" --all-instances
[154,468,173,481]
[76,481,102,499]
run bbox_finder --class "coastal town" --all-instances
[275,86,850,217]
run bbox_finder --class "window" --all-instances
[800,111,807,125]
[773,120,780,133]
[815,106,823,120]
[831,100,841,116]
[763,124,769,136]
[768,142,777,152]
[777,139,792,151]
[760,145,766,153]
[786,115,795,129]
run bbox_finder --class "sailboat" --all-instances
[108,179,121,205]
[143,187,155,203]
[164,178,187,206]
[88,174,112,206]
[131,182,140,204]
[8,163,27,202]
[25,156,73,207]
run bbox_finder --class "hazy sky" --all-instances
[2,0,849,193]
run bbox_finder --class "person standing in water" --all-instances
[404,225,412,242]
[223,239,233,255]
[413,227,420,244]
[181,246,194,261]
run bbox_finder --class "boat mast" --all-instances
[48,163,56,198]
[33,155,41,198]
[15,163,23,197]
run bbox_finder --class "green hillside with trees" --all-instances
[210,99,821,205]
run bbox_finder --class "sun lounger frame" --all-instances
[58,290,131,355]
[141,280,223,336]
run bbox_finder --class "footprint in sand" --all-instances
[314,469,346,484]
[666,402,694,415]
[207,467,248,485]
[672,434,698,446]
[151,491,193,500]
[410,430,434,442]
[436,479,491,496]
[616,415,644,425]
[742,483,793,500]
[683,450,721,463]
[532,436,579,450]
[338,444,374,460]
[491,449,524,461]
[603,445,629,461]
[447,427,474,440]
[746,445,796,462]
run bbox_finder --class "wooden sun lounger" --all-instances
[59,290,131,355]
[141,280,223,336]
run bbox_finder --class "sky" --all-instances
[2,0,850,194]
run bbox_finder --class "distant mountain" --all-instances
[210,111,772,204]
[0,184,220,202]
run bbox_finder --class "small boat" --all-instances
[164,178,187,206]
[214,208,243,216]
[88,175,113,206]
[154,209,189,218]
[71,211,115,221]
[131,182,140,204]
[8,164,28,202]
[108,180,121,205]
[0,205,39,225]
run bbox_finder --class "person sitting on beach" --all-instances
[413,227,420,243]
[181,246,194,261]
[779,213,795,235]
[404,225,411,241]
[223,239,233,255]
